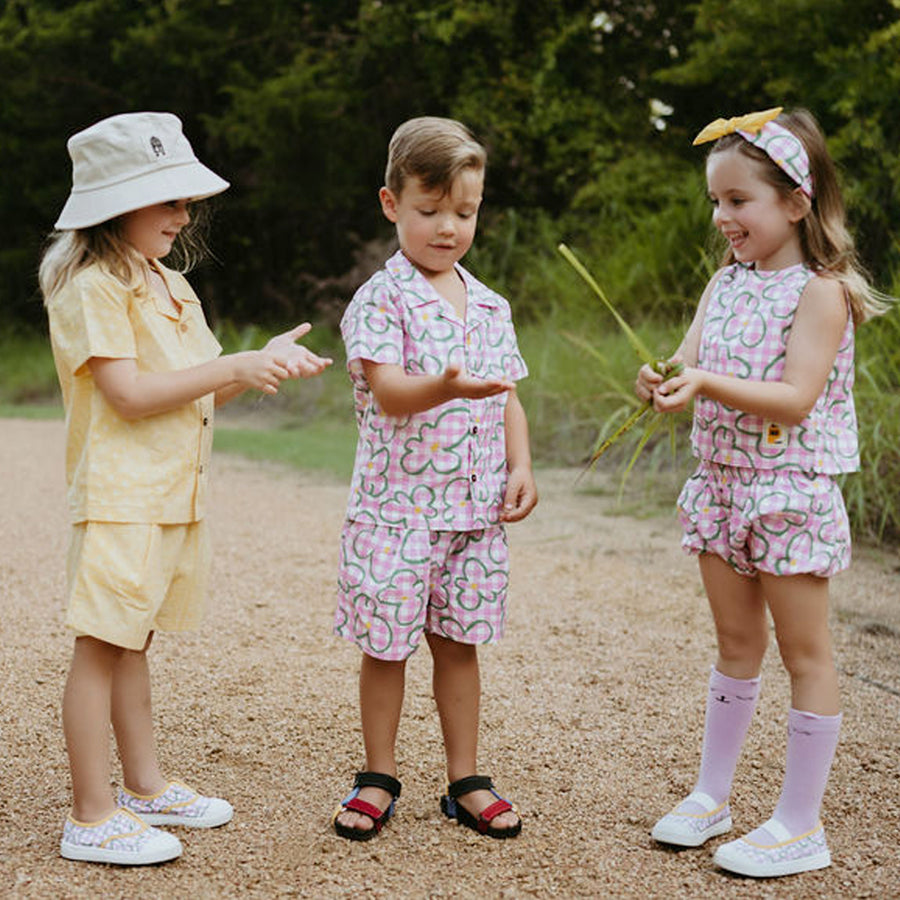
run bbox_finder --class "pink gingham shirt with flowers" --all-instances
[341,251,527,531]
[691,262,859,474]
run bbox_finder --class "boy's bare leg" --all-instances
[335,653,406,832]
[427,634,518,830]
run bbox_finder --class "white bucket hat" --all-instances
[55,111,230,229]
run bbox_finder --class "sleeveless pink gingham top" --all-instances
[690,262,859,474]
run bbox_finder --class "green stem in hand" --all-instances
[584,358,684,468]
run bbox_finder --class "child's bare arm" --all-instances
[89,350,290,420]
[361,359,513,417]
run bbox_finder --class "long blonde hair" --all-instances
[708,109,890,325]
[39,202,213,305]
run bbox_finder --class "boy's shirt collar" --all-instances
[385,250,501,325]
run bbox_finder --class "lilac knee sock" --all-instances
[767,708,842,838]
[690,667,761,807]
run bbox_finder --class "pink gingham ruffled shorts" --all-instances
[678,461,851,577]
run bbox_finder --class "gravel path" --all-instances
[1,418,898,899]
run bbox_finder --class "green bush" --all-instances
[0,327,59,406]
[843,306,900,542]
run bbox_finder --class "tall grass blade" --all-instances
[557,243,654,364]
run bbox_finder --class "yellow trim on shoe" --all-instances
[60,808,183,866]
[713,820,831,878]
[651,791,733,847]
[118,780,234,828]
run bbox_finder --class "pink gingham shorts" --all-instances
[678,461,851,577]
[335,521,510,660]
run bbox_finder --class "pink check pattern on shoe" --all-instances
[677,803,730,838]
[651,791,733,847]
[714,820,831,877]
[118,780,233,827]
[62,809,156,853]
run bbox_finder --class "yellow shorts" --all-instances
[66,520,210,650]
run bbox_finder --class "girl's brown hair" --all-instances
[708,109,888,324]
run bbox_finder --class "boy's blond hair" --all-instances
[385,117,486,196]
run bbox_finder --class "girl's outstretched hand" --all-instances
[231,350,292,395]
[265,323,334,378]
[441,365,514,400]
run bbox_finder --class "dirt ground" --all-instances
[1,418,898,899]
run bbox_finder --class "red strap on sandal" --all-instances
[344,797,387,826]
[477,799,512,832]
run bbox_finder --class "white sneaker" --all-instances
[118,780,234,828]
[713,818,831,878]
[60,808,182,865]
[651,790,733,847]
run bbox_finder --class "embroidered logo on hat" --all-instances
[150,136,165,158]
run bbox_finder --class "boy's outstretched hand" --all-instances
[441,365,514,400]
[265,323,334,378]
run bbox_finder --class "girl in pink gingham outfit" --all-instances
[637,107,889,879]
[332,117,537,842]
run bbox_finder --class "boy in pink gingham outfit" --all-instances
[332,117,537,843]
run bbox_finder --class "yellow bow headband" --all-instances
[692,106,814,197]
[692,107,783,145]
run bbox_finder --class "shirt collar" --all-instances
[385,249,501,318]
[149,260,199,306]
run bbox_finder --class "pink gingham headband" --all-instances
[693,107,814,198]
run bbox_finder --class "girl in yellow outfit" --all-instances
[41,112,332,866]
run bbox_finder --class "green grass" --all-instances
[0,402,62,419]
[213,421,357,480]
[842,305,900,542]
[0,328,59,405]
[515,299,691,463]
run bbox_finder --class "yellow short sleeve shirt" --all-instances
[47,261,222,524]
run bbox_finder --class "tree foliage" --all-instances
[0,0,897,330]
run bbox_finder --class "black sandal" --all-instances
[440,775,522,839]
[333,772,402,842]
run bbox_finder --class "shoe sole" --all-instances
[651,815,733,847]
[60,841,182,865]
[713,846,831,878]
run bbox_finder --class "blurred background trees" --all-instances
[3,0,899,539]
[2,0,897,331]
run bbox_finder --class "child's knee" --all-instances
[717,627,768,669]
